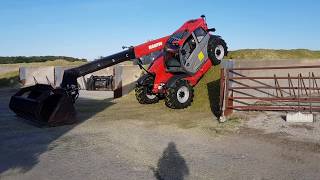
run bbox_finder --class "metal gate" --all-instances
[220,65,320,116]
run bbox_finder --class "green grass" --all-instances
[191,65,221,113]
[0,71,19,88]
[202,115,241,135]
[227,49,320,60]
[0,59,86,68]
[0,56,86,64]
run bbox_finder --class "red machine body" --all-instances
[133,17,215,93]
[134,17,208,57]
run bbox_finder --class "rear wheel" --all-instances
[208,37,228,65]
[135,75,159,104]
[165,80,194,109]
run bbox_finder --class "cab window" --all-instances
[181,35,197,62]
[194,28,207,42]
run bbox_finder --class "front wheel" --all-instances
[165,80,194,109]
[135,75,159,104]
[207,37,228,65]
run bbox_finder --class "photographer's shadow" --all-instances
[150,142,189,180]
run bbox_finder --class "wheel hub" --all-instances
[215,45,225,60]
[146,86,156,99]
[146,94,156,99]
[179,91,185,98]
[177,86,190,103]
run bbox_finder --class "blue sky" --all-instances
[0,0,319,60]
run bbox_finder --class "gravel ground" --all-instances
[1,88,320,180]
[243,111,320,143]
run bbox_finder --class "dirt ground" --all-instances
[1,88,320,180]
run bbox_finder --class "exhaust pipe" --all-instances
[9,84,76,126]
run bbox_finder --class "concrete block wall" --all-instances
[113,64,142,98]
[19,67,55,86]
[54,66,113,89]
[19,64,142,98]
[120,65,142,95]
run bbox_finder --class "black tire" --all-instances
[165,80,194,109]
[135,75,159,104]
[208,37,228,65]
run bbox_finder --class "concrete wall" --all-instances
[19,64,142,98]
[224,59,320,106]
[113,64,142,98]
[54,66,113,89]
[19,67,55,86]
[120,65,142,95]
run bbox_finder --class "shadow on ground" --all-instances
[207,79,222,118]
[150,142,189,180]
[0,89,114,175]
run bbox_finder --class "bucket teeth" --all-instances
[9,84,77,127]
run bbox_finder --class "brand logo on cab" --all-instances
[148,42,163,50]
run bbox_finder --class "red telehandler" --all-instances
[9,15,228,126]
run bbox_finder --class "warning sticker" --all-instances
[198,51,204,61]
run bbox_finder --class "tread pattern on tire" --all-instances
[165,80,194,109]
[208,37,228,65]
[135,75,159,104]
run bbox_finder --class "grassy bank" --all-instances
[0,59,86,68]
[0,56,86,64]
[227,49,320,60]
[0,71,19,88]
[191,65,221,113]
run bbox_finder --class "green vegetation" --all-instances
[0,71,19,88]
[227,49,320,60]
[0,56,87,64]
[2,59,87,67]
[191,65,221,113]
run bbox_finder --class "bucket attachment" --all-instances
[9,84,77,127]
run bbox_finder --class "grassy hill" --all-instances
[0,71,19,88]
[1,59,86,68]
[227,49,320,60]
[0,56,86,64]
[191,65,220,113]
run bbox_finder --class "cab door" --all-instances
[181,28,210,74]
